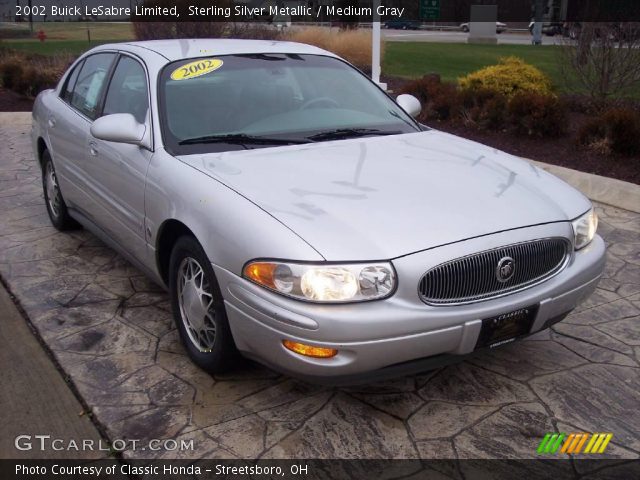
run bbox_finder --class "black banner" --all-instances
[2,459,640,480]
[8,1,640,23]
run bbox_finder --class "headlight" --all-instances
[572,208,598,250]
[243,261,396,303]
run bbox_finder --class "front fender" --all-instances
[144,149,324,277]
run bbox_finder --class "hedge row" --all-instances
[400,75,568,138]
[0,51,70,98]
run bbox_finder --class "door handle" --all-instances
[47,116,56,128]
[88,141,98,157]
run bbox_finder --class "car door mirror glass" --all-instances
[90,113,146,146]
[396,94,422,118]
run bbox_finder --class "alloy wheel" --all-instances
[177,257,217,352]
[45,161,61,218]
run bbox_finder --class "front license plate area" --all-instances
[476,305,538,349]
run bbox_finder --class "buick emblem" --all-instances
[496,257,515,282]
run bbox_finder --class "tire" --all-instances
[169,236,237,373]
[41,149,79,231]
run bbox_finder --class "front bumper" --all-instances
[214,223,605,384]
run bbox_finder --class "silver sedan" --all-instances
[32,39,605,383]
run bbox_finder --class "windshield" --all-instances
[159,53,420,154]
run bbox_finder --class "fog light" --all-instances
[282,340,338,358]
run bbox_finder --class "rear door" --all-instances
[48,52,117,215]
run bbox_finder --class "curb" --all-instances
[528,159,640,214]
[4,112,638,213]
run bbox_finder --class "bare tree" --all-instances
[559,22,640,104]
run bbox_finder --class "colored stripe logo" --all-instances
[537,433,612,455]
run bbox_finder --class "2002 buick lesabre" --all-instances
[32,39,605,383]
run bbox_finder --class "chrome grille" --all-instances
[418,238,570,305]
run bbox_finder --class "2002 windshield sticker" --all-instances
[171,59,223,80]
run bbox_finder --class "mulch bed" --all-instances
[434,114,640,186]
[2,85,638,185]
[0,87,34,112]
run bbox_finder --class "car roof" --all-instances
[95,39,336,62]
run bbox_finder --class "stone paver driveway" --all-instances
[1,115,639,460]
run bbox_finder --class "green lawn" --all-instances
[1,21,134,41]
[383,42,569,91]
[35,22,133,41]
[0,21,134,55]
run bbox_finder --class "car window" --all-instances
[60,60,83,103]
[160,54,420,154]
[103,56,149,124]
[70,53,115,120]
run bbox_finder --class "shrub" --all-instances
[285,27,384,69]
[605,109,640,156]
[480,94,509,130]
[398,75,460,122]
[458,87,508,130]
[458,56,553,98]
[133,21,282,41]
[562,94,593,114]
[0,56,24,90]
[578,108,640,156]
[0,52,70,97]
[224,23,282,40]
[18,65,63,97]
[133,21,177,40]
[397,78,424,103]
[507,92,568,138]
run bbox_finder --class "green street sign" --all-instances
[420,0,440,20]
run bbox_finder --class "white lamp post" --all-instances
[372,0,386,90]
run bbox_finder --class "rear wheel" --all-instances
[169,236,237,373]
[41,150,79,231]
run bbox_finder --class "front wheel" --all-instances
[41,150,79,231]
[169,236,237,373]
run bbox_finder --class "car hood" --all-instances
[179,130,590,260]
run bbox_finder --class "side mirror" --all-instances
[90,113,146,146]
[396,94,422,118]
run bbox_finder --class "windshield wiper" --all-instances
[179,133,309,147]
[307,128,403,142]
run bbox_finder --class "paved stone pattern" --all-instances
[1,121,639,462]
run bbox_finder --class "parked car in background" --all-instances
[528,21,563,36]
[32,39,604,383]
[384,19,421,30]
[460,21,507,33]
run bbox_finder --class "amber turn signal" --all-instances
[243,262,277,289]
[282,340,338,358]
